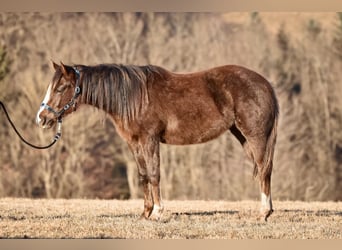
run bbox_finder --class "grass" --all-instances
[0,199,341,239]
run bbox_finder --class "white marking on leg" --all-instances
[260,192,273,221]
[150,203,164,220]
[261,192,271,210]
[36,84,52,125]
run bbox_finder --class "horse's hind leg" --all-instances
[246,136,274,221]
[230,125,254,162]
[230,125,274,221]
[259,161,273,221]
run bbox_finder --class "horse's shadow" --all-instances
[171,210,239,217]
[98,209,342,222]
[96,210,239,222]
[279,209,342,216]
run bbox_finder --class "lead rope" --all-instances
[0,101,62,149]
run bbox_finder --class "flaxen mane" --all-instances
[76,64,162,123]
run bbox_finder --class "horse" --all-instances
[36,61,279,221]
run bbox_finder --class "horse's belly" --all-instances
[161,114,230,145]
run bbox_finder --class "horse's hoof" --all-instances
[148,205,164,221]
[149,213,162,221]
[148,210,163,221]
[138,214,147,221]
[260,209,274,222]
[138,211,152,221]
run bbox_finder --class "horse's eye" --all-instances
[56,86,65,93]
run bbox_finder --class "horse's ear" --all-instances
[52,60,59,71]
[60,61,73,79]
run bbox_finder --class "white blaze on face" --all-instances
[36,83,52,125]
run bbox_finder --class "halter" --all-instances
[40,67,81,119]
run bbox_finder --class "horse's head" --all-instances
[36,61,81,129]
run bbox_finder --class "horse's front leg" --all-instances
[144,136,163,221]
[140,177,154,219]
[148,173,163,221]
[128,142,154,219]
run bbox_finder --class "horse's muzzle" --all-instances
[39,117,55,129]
[36,110,56,129]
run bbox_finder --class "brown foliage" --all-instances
[0,13,341,201]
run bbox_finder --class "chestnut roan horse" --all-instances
[37,62,279,221]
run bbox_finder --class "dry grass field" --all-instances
[0,198,340,239]
[0,13,342,242]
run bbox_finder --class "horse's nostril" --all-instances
[46,119,54,128]
[40,117,46,126]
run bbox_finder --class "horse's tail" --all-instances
[253,96,279,179]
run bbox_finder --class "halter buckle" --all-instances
[75,86,81,95]
[63,104,70,110]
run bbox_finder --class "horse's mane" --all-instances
[76,64,164,124]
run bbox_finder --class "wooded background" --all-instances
[0,13,341,201]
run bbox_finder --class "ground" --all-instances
[0,199,341,239]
